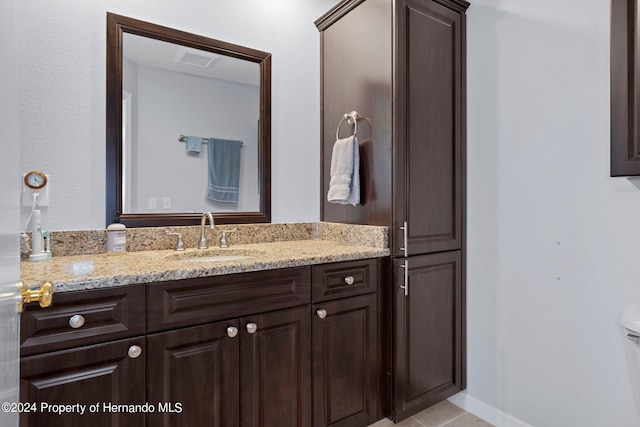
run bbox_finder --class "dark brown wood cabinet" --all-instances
[20,285,147,427]
[147,267,311,333]
[20,284,146,356]
[147,320,240,427]
[316,0,467,257]
[240,306,311,427]
[311,259,383,427]
[311,259,383,426]
[317,0,468,421]
[393,252,463,420]
[20,336,146,427]
[312,294,378,427]
[611,0,640,176]
[147,307,311,427]
[393,0,465,257]
[20,260,382,427]
[311,259,378,302]
[147,268,312,427]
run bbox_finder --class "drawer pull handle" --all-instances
[400,261,409,297]
[344,276,355,285]
[68,314,85,329]
[316,309,327,319]
[400,221,408,256]
[227,326,238,338]
[128,345,142,359]
[246,323,258,334]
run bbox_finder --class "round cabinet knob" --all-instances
[246,323,258,334]
[344,276,355,285]
[128,345,142,359]
[316,309,327,319]
[227,326,238,338]
[68,314,85,329]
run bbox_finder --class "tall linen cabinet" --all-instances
[316,0,468,422]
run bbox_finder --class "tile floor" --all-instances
[368,401,493,427]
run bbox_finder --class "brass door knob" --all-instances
[19,281,53,313]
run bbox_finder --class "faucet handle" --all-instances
[220,228,238,248]
[166,231,185,251]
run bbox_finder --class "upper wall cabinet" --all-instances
[611,0,640,176]
[316,0,468,257]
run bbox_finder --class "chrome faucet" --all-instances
[199,211,215,249]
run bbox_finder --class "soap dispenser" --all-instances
[107,222,127,255]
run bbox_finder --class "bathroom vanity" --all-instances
[17,0,470,423]
[19,231,388,427]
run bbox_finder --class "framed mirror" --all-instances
[106,13,271,227]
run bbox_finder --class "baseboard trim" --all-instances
[448,392,532,427]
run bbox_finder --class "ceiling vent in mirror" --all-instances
[174,47,220,68]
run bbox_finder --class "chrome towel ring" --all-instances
[336,111,359,140]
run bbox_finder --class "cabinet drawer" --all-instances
[20,284,146,356]
[148,266,311,332]
[312,258,379,302]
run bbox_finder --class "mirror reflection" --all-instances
[106,13,271,227]
[122,33,260,214]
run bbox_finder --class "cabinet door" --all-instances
[240,306,311,427]
[20,337,146,427]
[394,0,465,256]
[393,252,462,421]
[312,294,379,427]
[611,0,640,176]
[147,320,240,427]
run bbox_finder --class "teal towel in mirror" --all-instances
[207,138,242,203]
[186,136,203,153]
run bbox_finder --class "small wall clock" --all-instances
[24,170,48,190]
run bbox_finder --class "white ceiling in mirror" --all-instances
[123,33,259,86]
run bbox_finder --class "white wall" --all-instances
[18,0,336,230]
[467,0,640,425]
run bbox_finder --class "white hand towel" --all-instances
[327,135,360,206]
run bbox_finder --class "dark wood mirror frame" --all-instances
[106,12,271,227]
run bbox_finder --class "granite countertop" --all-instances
[21,239,390,293]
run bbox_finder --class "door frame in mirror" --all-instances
[106,12,271,227]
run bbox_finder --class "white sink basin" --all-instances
[166,248,264,262]
[182,255,256,262]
